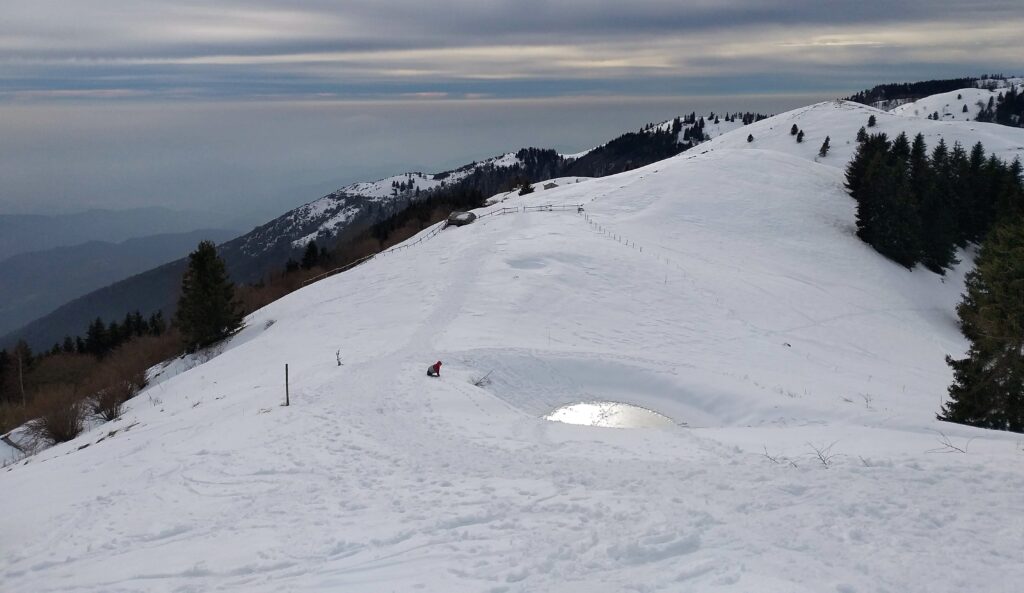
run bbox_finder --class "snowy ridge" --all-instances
[891,86,1021,121]
[238,153,525,253]
[4,97,1024,592]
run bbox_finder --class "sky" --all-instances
[1,0,1022,223]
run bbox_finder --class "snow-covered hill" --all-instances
[242,152,525,254]
[4,99,1024,592]
[892,87,1009,121]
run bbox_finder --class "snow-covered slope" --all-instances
[891,87,1009,121]
[4,100,1024,593]
[708,100,1024,165]
[242,152,525,254]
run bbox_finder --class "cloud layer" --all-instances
[3,1,1022,100]
[2,1,1021,216]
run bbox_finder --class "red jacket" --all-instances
[430,361,442,375]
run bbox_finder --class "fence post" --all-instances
[285,364,290,407]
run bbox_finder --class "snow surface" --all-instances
[4,100,1024,593]
[891,87,1013,122]
[485,177,592,205]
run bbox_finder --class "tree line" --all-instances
[846,78,978,106]
[846,129,1023,272]
[976,85,1024,127]
[845,127,1024,432]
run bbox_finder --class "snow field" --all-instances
[4,100,1024,592]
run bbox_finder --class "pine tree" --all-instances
[919,139,960,273]
[0,349,9,405]
[796,130,805,143]
[867,115,877,127]
[941,217,1024,432]
[747,134,754,143]
[846,133,921,267]
[818,136,830,157]
[175,241,243,351]
[949,142,972,246]
[301,241,320,270]
[148,311,166,336]
[995,158,1023,221]
[519,181,534,196]
[85,317,108,357]
[960,142,990,242]
[790,124,799,136]
[846,133,890,244]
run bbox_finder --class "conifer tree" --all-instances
[919,139,960,272]
[960,142,990,242]
[790,124,799,135]
[796,130,805,143]
[747,134,754,143]
[0,349,9,405]
[867,115,877,127]
[148,311,166,336]
[175,241,243,351]
[941,216,1024,432]
[846,133,921,267]
[995,158,1023,221]
[856,126,868,143]
[85,317,108,357]
[818,136,830,157]
[301,241,320,270]
[949,142,972,246]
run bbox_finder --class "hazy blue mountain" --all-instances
[0,229,235,341]
[0,207,238,261]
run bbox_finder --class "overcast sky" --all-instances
[2,0,1021,221]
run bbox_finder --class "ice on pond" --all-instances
[545,401,676,428]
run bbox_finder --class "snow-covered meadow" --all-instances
[3,99,1024,593]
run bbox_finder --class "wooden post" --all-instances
[285,364,290,407]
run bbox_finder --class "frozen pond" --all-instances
[545,401,676,428]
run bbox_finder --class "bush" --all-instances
[27,385,84,444]
[90,387,126,422]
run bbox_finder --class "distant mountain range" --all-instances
[0,207,239,262]
[0,229,236,340]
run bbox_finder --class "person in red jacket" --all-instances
[427,360,442,377]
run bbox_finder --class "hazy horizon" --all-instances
[3,0,1022,223]
[1,92,846,224]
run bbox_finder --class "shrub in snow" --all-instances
[28,385,84,444]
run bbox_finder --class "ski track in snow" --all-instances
[4,98,1024,593]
